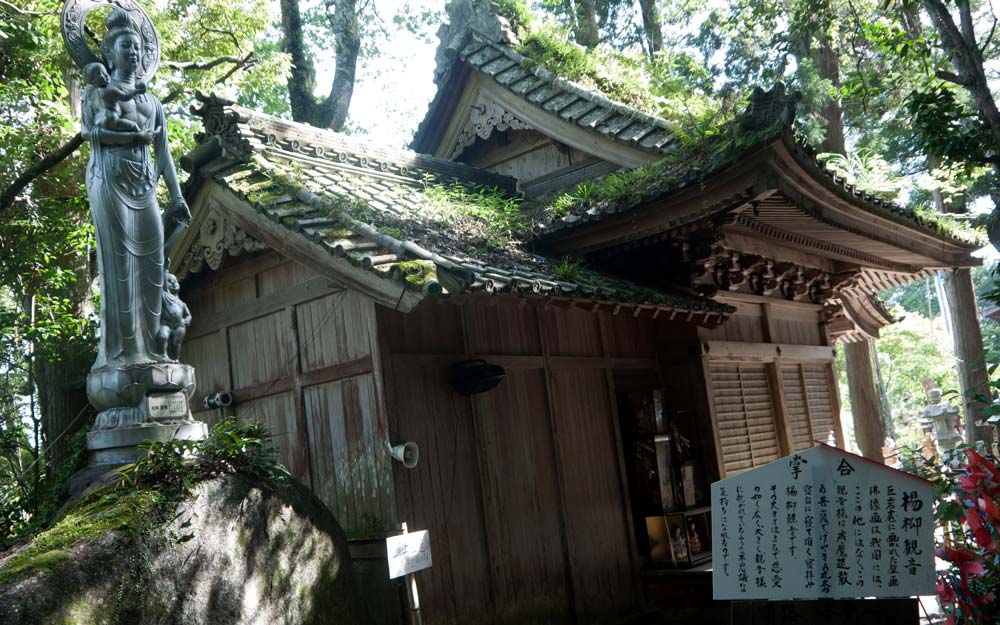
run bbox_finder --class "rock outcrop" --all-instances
[0,473,364,625]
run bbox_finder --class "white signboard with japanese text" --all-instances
[386,529,432,579]
[712,444,935,600]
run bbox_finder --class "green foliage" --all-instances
[900,448,1000,625]
[538,116,786,220]
[495,0,534,36]
[119,418,287,501]
[817,149,902,201]
[554,257,583,281]
[515,21,728,144]
[418,177,527,250]
[875,311,960,430]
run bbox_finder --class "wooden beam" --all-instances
[534,306,581,622]
[700,340,836,362]
[597,314,644,604]
[767,360,793,456]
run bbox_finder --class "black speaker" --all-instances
[451,359,506,395]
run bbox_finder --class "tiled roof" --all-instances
[413,29,678,155]
[535,102,983,250]
[183,94,733,322]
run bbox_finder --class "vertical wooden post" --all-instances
[942,268,995,447]
[843,339,885,461]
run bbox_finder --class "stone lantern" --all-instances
[920,388,963,459]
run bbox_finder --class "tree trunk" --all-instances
[941,267,995,447]
[317,0,360,131]
[812,38,844,155]
[280,0,359,130]
[572,0,600,48]
[279,0,318,124]
[638,0,663,56]
[844,340,886,461]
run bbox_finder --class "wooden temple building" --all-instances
[173,5,984,624]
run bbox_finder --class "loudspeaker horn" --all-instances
[389,441,419,469]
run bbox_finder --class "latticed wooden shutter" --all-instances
[781,363,840,451]
[781,364,813,452]
[708,360,781,476]
[803,363,838,445]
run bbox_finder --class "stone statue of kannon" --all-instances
[61,0,206,463]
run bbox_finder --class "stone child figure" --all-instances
[157,272,190,360]
[83,61,147,133]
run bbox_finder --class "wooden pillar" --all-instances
[942,267,995,447]
[844,339,885,461]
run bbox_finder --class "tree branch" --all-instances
[0,50,257,216]
[981,15,998,55]
[163,56,243,71]
[0,0,55,16]
[936,69,973,86]
[0,134,84,215]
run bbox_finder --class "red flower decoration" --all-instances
[964,507,998,552]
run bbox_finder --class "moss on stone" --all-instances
[393,260,437,290]
[0,487,161,584]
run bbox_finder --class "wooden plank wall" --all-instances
[699,297,824,346]
[180,250,396,537]
[379,298,699,625]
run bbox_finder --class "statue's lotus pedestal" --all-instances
[86,362,207,465]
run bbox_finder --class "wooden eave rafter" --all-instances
[770,137,980,267]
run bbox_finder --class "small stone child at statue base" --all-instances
[83,62,146,133]
[158,272,190,361]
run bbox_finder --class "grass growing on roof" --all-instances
[416,175,528,250]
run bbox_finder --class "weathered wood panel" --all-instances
[297,290,373,372]
[229,310,292,390]
[304,374,393,535]
[464,299,541,355]
[772,317,823,346]
[181,253,395,535]
[257,259,313,297]
[182,330,229,400]
[379,302,465,354]
[803,363,839,446]
[781,364,814,452]
[601,312,657,358]
[233,391,309,481]
[386,363,493,625]
[541,305,603,357]
[549,368,636,620]
[471,368,572,622]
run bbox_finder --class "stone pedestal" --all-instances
[86,361,206,465]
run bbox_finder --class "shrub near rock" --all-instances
[0,419,365,625]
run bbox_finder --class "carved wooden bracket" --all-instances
[450,94,532,159]
[176,204,267,280]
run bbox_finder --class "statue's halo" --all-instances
[61,0,160,83]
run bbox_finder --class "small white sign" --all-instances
[146,392,188,420]
[387,530,432,579]
[712,444,935,601]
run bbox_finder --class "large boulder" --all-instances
[0,473,365,625]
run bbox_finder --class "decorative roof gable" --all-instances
[176,94,733,325]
